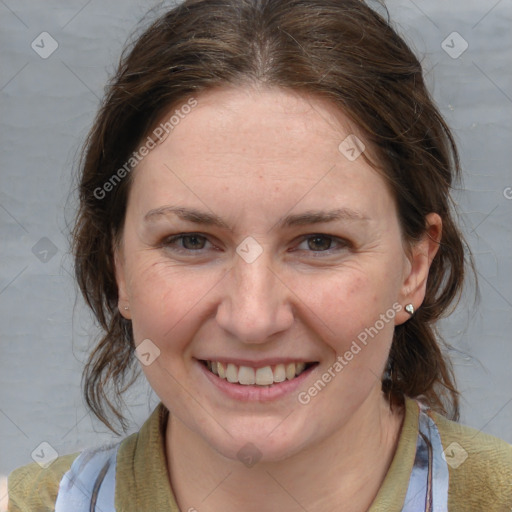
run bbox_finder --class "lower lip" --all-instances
[196,360,317,402]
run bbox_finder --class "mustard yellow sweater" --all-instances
[8,397,512,511]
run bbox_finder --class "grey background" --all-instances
[1,0,511,504]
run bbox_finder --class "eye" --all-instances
[163,233,211,251]
[295,234,349,253]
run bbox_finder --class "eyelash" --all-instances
[161,232,351,255]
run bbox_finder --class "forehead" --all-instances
[129,85,394,222]
[152,85,360,166]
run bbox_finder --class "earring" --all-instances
[405,303,414,315]
[123,306,129,311]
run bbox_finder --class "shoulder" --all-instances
[7,452,79,512]
[430,409,512,510]
[7,404,169,512]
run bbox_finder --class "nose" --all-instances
[215,250,294,344]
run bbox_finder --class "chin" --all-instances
[197,415,316,465]
[212,434,306,465]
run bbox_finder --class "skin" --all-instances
[115,85,441,511]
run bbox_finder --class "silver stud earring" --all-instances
[123,306,129,311]
[405,303,414,315]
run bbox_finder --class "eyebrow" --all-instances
[143,205,368,230]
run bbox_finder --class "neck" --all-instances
[166,388,404,512]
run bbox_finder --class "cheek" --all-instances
[125,256,224,346]
[297,269,397,361]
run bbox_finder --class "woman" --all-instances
[8,0,512,510]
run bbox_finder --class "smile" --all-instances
[200,360,317,387]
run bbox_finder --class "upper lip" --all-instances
[196,357,317,368]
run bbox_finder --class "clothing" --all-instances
[50,400,449,511]
[8,397,512,511]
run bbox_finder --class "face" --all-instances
[115,85,437,462]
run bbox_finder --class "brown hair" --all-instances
[73,0,471,434]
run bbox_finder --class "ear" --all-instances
[114,241,132,320]
[395,213,442,325]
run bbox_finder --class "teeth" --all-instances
[273,364,286,383]
[205,360,311,386]
[226,363,238,383]
[255,366,274,386]
[295,362,306,375]
[238,366,255,385]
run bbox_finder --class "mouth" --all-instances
[199,359,318,387]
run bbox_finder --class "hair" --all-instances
[72,0,472,434]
